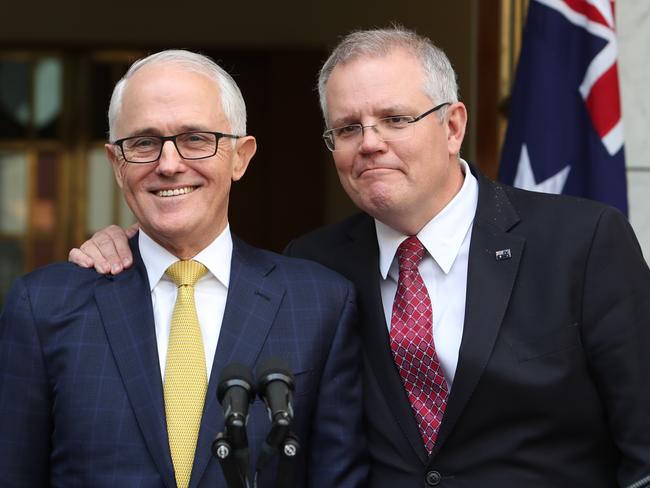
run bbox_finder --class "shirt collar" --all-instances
[376,159,478,278]
[138,225,233,291]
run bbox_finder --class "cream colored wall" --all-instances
[618,1,650,258]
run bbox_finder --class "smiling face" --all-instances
[325,48,467,235]
[106,63,256,258]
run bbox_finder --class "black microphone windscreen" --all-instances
[217,363,254,404]
[256,357,295,395]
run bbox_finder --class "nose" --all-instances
[155,140,186,175]
[358,124,387,153]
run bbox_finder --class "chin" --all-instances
[352,194,393,220]
[366,184,398,209]
[146,219,194,240]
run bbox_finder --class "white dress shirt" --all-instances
[139,227,232,381]
[376,159,478,389]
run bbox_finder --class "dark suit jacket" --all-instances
[0,236,368,487]
[286,164,650,487]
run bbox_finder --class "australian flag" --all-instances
[499,0,628,215]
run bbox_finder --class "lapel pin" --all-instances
[495,249,512,261]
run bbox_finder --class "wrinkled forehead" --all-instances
[124,62,220,100]
[116,64,226,134]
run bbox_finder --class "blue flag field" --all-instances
[499,0,628,215]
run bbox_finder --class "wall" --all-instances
[618,1,650,258]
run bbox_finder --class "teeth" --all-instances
[157,186,195,197]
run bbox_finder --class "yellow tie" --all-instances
[164,260,209,488]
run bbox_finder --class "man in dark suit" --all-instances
[0,50,367,488]
[68,28,650,487]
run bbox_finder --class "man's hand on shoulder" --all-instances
[68,223,139,275]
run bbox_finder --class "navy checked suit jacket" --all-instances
[0,235,368,487]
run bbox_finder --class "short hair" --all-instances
[107,49,247,141]
[318,26,459,124]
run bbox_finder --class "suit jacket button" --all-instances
[425,470,441,486]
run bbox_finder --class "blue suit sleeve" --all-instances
[0,278,51,487]
[306,283,369,488]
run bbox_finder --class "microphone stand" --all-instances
[254,414,301,488]
[275,432,300,488]
[212,420,251,488]
[212,432,247,488]
[214,364,256,488]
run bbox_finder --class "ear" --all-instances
[445,102,468,157]
[231,135,257,182]
[105,143,126,189]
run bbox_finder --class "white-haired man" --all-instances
[0,50,368,488]
[69,28,650,487]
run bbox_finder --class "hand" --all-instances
[68,223,139,275]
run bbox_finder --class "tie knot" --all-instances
[396,236,425,272]
[166,260,208,287]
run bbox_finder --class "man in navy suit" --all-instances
[0,50,367,487]
[69,28,650,487]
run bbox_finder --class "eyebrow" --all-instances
[125,125,212,137]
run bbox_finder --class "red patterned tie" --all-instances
[390,236,449,453]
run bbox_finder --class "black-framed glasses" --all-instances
[112,131,242,164]
[322,102,451,152]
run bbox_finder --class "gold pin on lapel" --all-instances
[495,249,512,261]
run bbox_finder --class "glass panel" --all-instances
[34,57,63,139]
[32,150,58,234]
[89,62,114,140]
[0,60,31,139]
[0,239,24,309]
[118,190,135,228]
[0,150,28,234]
[86,146,114,234]
[0,150,27,308]
[89,61,131,141]
[31,237,56,269]
[86,147,135,234]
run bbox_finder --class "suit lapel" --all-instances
[432,167,524,455]
[191,237,285,487]
[345,217,430,464]
[95,238,176,488]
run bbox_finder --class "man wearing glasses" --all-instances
[70,27,650,487]
[0,50,368,487]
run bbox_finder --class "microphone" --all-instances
[218,363,256,435]
[255,357,295,470]
[217,363,255,481]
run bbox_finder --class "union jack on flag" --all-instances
[499,0,628,215]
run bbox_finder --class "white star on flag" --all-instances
[514,144,571,194]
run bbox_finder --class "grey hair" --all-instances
[108,49,247,141]
[318,26,459,124]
